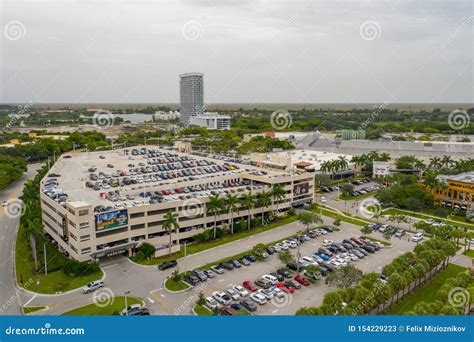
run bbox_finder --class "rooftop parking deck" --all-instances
[41,146,305,210]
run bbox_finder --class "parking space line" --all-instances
[147,297,154,304]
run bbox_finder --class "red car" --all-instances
[350,237,364,246]
[277,282,295,293]
[294,275,310,286]
[242,280,257,291]
[219,307,237,316]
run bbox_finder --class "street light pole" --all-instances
[44,243,48,276]
[124,291,131,315]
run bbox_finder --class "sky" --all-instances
[0,0,472,104]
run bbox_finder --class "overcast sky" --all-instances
[0,0,472,104]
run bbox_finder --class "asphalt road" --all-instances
[0,163,42,315]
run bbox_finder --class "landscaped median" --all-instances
[360,236,392,247]
[132,215,298,266]
[23,306,46,315]
[383,208,474,230]
[313,205,369,227]
[193,305,213,316]
[61,296,143,316]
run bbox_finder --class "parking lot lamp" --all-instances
[124,291,131,315]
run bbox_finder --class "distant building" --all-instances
[179,72,204,126]
[189,112,231,130]
[433,172,474,210]
[154,111,180,121]
[341,129,366,140]
[373,161,391,178]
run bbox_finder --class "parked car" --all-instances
[210,265,225,274]
[285,279,301,290]
[243,254,257,262]
[205,297,220,310]
[219,262,234,270]
[240,298,257,312]
[226,288,241,301]
[294,275,310,286]
[184,274,200,285]
[230,259,242,268]
[276,268,292,279]
[232,284,249,297]
[262,274,278,285]
[255,278,272,289]
[239,257,251,266]
[277,282,295,293]
[250,293,267,305]
[219,306,237,316]
[212,291,232,305]
[322,239,334,246]
[242,280,258,291]
[411,233,424,242]
[157,260,177,271]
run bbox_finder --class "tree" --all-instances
[252,243,267,261]
[361,225,372,235]
[271,184,286,215]
[207,194,224,239]
[136,242,156,260]
[322,291,344,315]
[240,193,256,230]
[325,265,363,289]
[340,183,354,197]
[304,265,322,280]
[297,210,323,233]
[314,174,331,189]
[163,211,179,256]
[277,250,295,267]
[256,191,272,225]
[224,194,240,235]
[196,291,206,306]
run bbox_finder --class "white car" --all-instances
[232,284,249,297]
[300,256,318,266]
[318,229,328,235]
[411,233,424,242]
[329,260,342,269]
[347,253,359,261]
[82,280,104,294]
[226,288,241,301]
[262,274,278,285]
[212,291,231,305]
[205,297,220,310]
[322,239,334,247]
[250,293,267,305]
[270,287,286,298]
[288,241,298,249]
[320,196,327,203]
[2,200,7,207]
[257,288,274,299]
[273,245,281,252]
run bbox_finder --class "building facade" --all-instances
[40,147,314,262]
[189,112,231,130]
[179,72,204,126]
[433,172,474,210]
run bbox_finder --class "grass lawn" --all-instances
[164,277,190,291]
[385,264,467,315]
[23,306,46,314]
[132,215,298,266]
[15,230,103,294]
[383,208,474,230]
[62,296,142,316]
[314,206,368,227]
[193,305,213,316]
[463,250,474,258]
[360,236,392,247]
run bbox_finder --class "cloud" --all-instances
[0,0,472,103]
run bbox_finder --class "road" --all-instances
[0,163,42,315]
[24,212,416,316]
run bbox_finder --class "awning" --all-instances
[91,242,138,258]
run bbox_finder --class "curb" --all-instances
[162,279,192,294]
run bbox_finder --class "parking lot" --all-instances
[190,224,415,315]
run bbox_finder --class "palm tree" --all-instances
[224,194,240,235]
[240,193,256,230]
[319,160,334,176]
[256,192,272,225]
[163,211,179,256]
[207,194,224,239]
[271,184,286,215]
[429,156,442,170]
[297,211,323,233]
[378,152,391,162]
[336,156,349,179]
